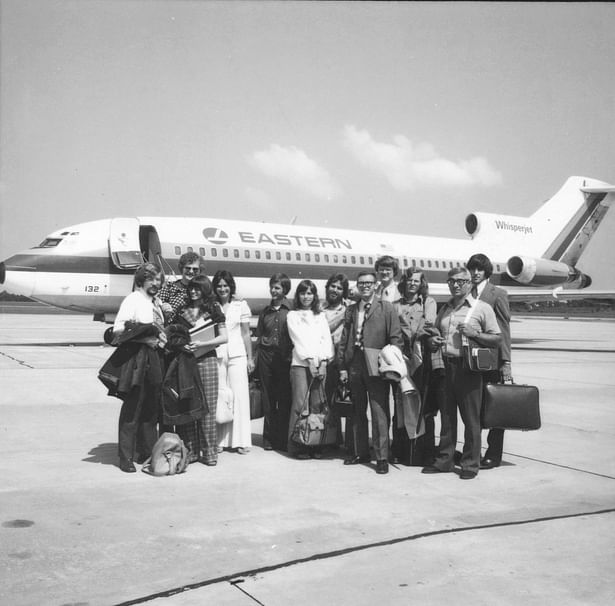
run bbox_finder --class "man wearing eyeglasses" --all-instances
[159,252,206,323]
[338,271,403,474]
[422,267,501,480]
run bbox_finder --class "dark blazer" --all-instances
[337,298,403,371]
[479,282,511,364]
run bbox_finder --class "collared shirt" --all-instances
[437,296,500,358]
[158,279,189,322]
[113,290,165,334]
[256,298,292,357]
[473,279,487,299]
[321,300,348,345]
[375,281,399,303]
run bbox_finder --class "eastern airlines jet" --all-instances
[1,176,613,324]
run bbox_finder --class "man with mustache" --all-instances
[111,262,167,472]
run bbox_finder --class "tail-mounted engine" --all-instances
[506,256,592,288]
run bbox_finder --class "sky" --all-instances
[1,1,614,286]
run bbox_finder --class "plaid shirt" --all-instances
[159,279,189,323]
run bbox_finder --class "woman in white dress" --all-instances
[286,280,333,459]
[213,270,255,454]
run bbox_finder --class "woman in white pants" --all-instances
[214,270,255,454]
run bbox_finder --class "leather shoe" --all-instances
[480,457,500,470]
[421,465,448,474]
[263,442,273,451]
[119,460,136,473]
[344,455,369,466]
[389,456,400,465]
[459,469,477,480]
[376,460,389,474]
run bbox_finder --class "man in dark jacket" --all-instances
[338,271,403,474]
[467,253,512,469]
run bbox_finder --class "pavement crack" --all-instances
[0,350,34,368]
[230,579,266,605]
[112,507,615,606]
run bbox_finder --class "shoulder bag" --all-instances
[461,298,498,373]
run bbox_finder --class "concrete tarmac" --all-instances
[0,313,614,606]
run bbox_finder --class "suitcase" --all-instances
[482,382,541,431]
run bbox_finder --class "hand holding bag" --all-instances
[482,380,541,430]
[291,378,337,447]
[330,381,354,418]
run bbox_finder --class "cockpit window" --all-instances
[34,238,63,248]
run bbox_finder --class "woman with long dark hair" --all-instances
[213,270,254,455]
[286,280,333,459]
[176,274,227,466]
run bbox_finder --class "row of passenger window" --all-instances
[172,245,501,273]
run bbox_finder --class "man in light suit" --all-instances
[467,253,512,469]
[338,271,403,474]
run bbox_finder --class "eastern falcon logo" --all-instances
[202,227,229,245]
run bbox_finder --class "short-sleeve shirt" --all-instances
[113,290,165,333]
[437,297,500,358]
[218,299,251,359]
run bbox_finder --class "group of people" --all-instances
[106,250,511,481]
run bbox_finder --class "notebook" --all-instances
[188,319,218,357]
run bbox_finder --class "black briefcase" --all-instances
[482,382,541,431]
[330,383,354,418]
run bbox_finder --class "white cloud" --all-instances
[249,144,341,200]
[342,125,502,190]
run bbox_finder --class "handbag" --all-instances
[330,381,354,418]
[482,381,541,430]
[142,432,189,476]
[291,379,338,447]
[249,376,263,420]
[216,385,234,424]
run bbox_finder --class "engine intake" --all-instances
[506,256,591,287]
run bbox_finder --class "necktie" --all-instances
[357,302,371,349]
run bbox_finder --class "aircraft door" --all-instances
[108,218,143,269]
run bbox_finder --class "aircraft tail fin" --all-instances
[530,176,614,264]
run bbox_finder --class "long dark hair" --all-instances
[187,274,215,309]
[212,270,237,302]
[293,279,320,313]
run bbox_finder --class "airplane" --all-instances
[1,175,614,326]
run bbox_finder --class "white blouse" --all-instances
[287,310,333,367]
[217,299,251,359]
